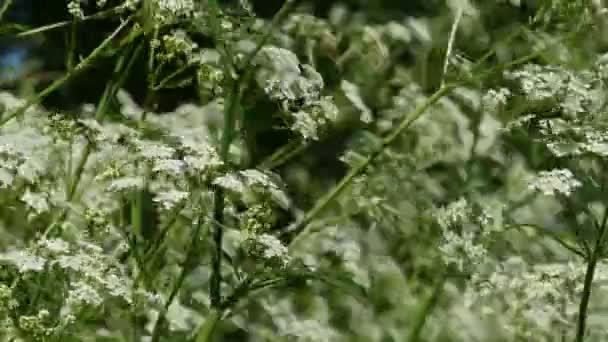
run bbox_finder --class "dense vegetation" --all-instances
[1,0,608,341]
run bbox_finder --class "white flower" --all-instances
[482,88,510,113]
[67,281,103,307]
[214,170,291,209]
[153,190,189,210]
[37,238,70,254]
[240,169,291,209]
[153,158,185,176]
[107,177,145,193]
[528,169,582,196]
[257,234,290,262]
[256,46,301,75]
[213,173,246,193]
[242,233,291,269]
[152,0,195,23]
[136,141,175,160]
[0,250,46,273]
[434,197,470,229]
[439,230,487,272]
[292,110,319,140]
[67,0,84,19]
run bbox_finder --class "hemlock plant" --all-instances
[0,0,608,341]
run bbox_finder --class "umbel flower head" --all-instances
[527,169,582,197]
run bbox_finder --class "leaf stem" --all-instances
[14,6,124,37]
[194,309,222,342]
[0,17,135,127]
[150,213,210,342]
[285,22,585,247]
[287,84,455,246]
[407,271,447,342]
[575,205,608,342]
[41,38,143,239]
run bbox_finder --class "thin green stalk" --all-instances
[238,0,296,73]
[210,83,239,308]
[66,19,78,71]
[0,17,134,127]
[206,0,236,313]
[150,213,209,342]
[0,0,12,21]
[257,139,305,169]
[194,2,298,340]
[407,271,447,342]
[41,39,143,239]
[505,223,585,258]
[287,84,455,246]
[70,40,144,196]
[14,6,123,37]
[151,62,192,90]
[285,24,584,247]
[194,310,222,342]
[441,6,463,88]
[575,207,608,342]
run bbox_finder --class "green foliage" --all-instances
[2,0,608,341]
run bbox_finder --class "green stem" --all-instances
[150,213,209,342]
[66,19,78,71]
[210,82,240,308]
[0,0,12,21]
[70,40,144,197]
[407,272,447,342]
[206,0,236,315]
[440,6,463,88]
[196,1,298,339]
[287,84,455,246]
[0,17,135,127]
[151,62,192,91]
[194,310,222,342]
[15,6,123,37]
[285,24,584,247]
[575,207,608,342]
[257,139,305,169]
[41,39,143,239]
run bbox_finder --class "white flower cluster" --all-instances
[505,64,600,119]
[241,233,291,270]
[151,0,195,24]
[544,123,608,158]
[482,88,510,114]
[153,189,189,210]
[160,29,199,61]
[255,46,339,140]
[460,257,608,340]
[0,125,53,187]
[434,198,492,272]
[434,197,471,229]
[241,202,276,234]
[439,229,488,272]
[213,169,291,209]
[0,237,144,337]
[528,169,582,196]
[67,0,84,19]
